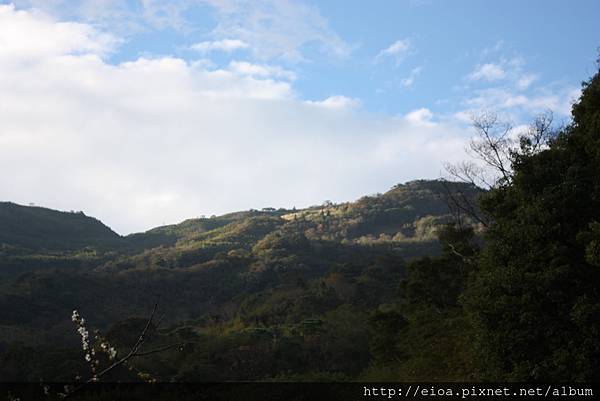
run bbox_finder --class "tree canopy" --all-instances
[465,66,600,380]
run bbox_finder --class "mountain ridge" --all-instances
[0,179,482,256]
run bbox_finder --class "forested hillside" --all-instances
[0,179,481,381]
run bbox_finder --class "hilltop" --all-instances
[0,180,482,272]
[0,202,121,252]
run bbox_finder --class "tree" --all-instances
[463,65,600,380]
[366,224,477,381]
[443,110,554,228]
[402,225,476,312]
[367,307,407,365]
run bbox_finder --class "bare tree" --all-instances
[515,112,554,157]
[441,178,489,229]
[442,110,554,226]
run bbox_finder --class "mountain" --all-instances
[101,179,481,272]
[0,180,481,264]
[0,202,122,252]
[132,179,481,245]
[0,179,483,382]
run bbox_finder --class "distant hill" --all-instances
[99,179,482,272]
[123,209,290,250]
[126,179,481,245]
[0,179,482,263]
[280,179,481,241]
[0,202,122,251]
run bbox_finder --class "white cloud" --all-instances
[516,73,539,89]
[466,52,540,92]
[13,0,353,62]
[204,0,352,62]
[0,4,117,59]
[228,60,296,80]
[468,63,506,81]
[461,46,577,121]
[401,66,422,87]
[404,108,434,125]
[464,86,581,118]
[376,39,412,64]
[453,111,473,124]
[190,39,249,53]
[0,6,469,234]
[305,95,360,110]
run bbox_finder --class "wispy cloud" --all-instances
[205,0,353,62]
[376,38,412,65]
[12,0,188,33]
[481,40,505,58]
[463,85,581,119]
[401,66,423,87]
[190,39,249,53]
[515,73,539,89]
[468,63,506,81]
[467,45,538,88]
[457,43,579,123]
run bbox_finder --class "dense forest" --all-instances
[1,65,599,385]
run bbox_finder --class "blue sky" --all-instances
[9,0,598,118]
[0,0,598,233]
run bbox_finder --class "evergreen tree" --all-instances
[464,66,600,380]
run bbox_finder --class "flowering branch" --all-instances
[61,300,184,399]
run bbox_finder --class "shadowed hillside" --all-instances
[0,202,122,251]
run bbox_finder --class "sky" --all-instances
[0,0,598,234]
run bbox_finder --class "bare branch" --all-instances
[444,161,494,189]
[468,111,514,185]
[442,110,556,230]
[516,111,554,156]
[133,343,183,357]
[441,180,489,228]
